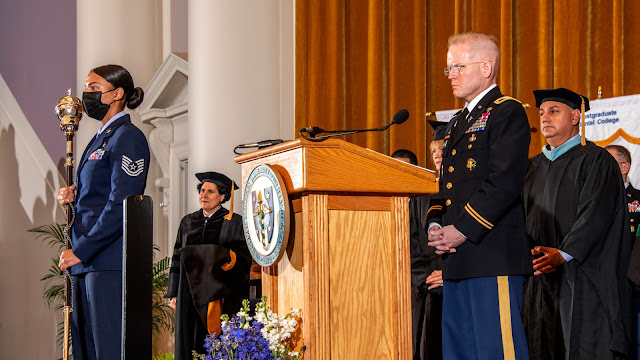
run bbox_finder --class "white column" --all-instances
[188,0,292,212]
[76,0,161,153]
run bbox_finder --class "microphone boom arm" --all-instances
[299,108,408,141]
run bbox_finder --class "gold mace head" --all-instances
[56,88,83,136]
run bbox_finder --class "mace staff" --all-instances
[55,89,83,360]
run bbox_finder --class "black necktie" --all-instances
[452,107,469,141]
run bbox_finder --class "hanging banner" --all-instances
[585,94,640,186]
[434,95,640,185]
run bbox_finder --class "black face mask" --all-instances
[82,88,117,121]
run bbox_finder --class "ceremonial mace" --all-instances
[55,89,83,360]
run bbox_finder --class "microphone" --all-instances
[391,108,409,125]
[236,139,285,149]
[299,109,409,141]
[298,126,325,138]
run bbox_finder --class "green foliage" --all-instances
[28,223,66,251]
[152,352,175,360]
[29,223,175,346]
[152,256,175,334]
[28,224,67,313]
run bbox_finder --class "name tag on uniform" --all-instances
[88,149,105,160]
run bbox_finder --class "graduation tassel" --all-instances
[581,97,586,146]
[224,180,234,220]
[207,300,222,335]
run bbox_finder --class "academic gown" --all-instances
[409,195,442,360]
[166,207,251,360]
[522,141,633,359]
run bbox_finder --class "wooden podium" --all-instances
[235,139,437,359]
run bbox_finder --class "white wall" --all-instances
[0,75,66,359]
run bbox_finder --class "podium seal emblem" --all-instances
[242,164,290,266]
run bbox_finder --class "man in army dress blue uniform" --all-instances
[427,32,532,360]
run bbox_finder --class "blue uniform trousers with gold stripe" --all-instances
[442,276,529,360]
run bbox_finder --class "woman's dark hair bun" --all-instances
[91,64,145,109]
[127,87,144,109]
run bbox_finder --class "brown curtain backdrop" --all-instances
[296,1,428,166]
[296,0,640,165]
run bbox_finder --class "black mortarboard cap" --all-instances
[195,172,239,190]
[428,120,447,141]
[533,88,590,112]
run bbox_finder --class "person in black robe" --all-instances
[606,145,640,359]
[165,172,251,360]
[392,122,445,360]
[522,88,633,359]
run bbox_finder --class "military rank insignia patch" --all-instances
[88,149,105,160]
[465,112,489,134]
[629,200,640,212]
[466,158,477,171]
[122,155,145,176]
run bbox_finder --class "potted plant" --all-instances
[29,223,175,351]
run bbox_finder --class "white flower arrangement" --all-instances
[199,297,305,360]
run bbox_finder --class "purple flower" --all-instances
[202,298,303,360]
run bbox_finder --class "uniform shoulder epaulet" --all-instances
[453,109,463,116]
[493,96,522,105]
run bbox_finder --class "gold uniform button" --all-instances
[446,182,452,189]
[448,166,454,173]
[628,193,632,197]
[445,199,452,206]
[452,149,457,155]
[468,144,473,149]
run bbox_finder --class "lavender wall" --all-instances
[0,0,76,171]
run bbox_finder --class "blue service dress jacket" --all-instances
[427,86,533,280]
[71,114,150,275]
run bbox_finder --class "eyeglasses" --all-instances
[444,62,492,76]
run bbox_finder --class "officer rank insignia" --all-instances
[465,112,489,134]
[88,149,105,160]
[122,155,145,177]
[466,158,477,171]
[629,200,640,213]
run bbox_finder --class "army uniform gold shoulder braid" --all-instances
[427,87,532,280]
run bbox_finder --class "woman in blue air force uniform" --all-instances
[57,64,150,360]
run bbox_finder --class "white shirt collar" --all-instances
[97,111,126,135]
[465,84,497,114]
